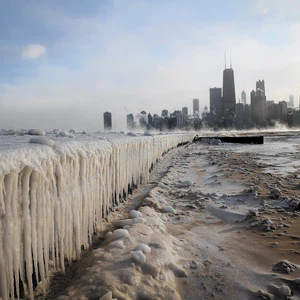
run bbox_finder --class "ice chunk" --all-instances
[110,229,129,241]
[52,129,61,134]
[161,206,175,213]
[28,129,45,136]
[106,240,125,250]
[129,210,142,219]
[279,285,291,296]
[130,250,146,264]
[100,291,117,300]
[29,137,55,147]
[115,218,146,228]
[56,131,75,138]
[135,243,151,254]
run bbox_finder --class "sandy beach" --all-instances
[42,137,300,300]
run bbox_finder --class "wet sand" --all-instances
[41,140,300,300]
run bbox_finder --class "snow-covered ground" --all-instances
[0,131,194,300]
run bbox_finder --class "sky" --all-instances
[1,0,300,131]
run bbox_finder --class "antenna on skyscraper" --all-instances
[230,51,232,68]
[224,51,226,69]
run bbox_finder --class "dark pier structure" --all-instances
[193,135,264,144]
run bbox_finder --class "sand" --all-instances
[40,139,300,300]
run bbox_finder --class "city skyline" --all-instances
[1,1,300,131]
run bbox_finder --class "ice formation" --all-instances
[0,132,194,299]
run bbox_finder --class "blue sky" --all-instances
[1,0,300,130]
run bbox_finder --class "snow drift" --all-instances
[0,132,194,300]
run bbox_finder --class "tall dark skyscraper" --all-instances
[104,112,112,130]
[222,68,236,116]
[209,87,222,118]
[193,99,199,115]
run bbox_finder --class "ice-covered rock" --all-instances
[99,291,117,300]
[248,208,259,216]
[129,210,142,219]
[130,250,146,264]
[52,129,61,134]
[109,229,129,241]
[161,206,175,213]
[28,129,45,136]
[56,131,75,138]
[29,137,55,147]
[272,260,298,273]
[270,187,282,199]
[115,217,146,228]
[278,285,292,296]
[256,290,274,300]
[135,243,151,254]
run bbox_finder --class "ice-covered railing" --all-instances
[0,132,194,300]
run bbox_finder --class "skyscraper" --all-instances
[251,80,267,127]
[209,87,222,118]
[289,95,294,108]
[182,107,188,116]
[222,63,236,128]
[193,99,199,115]
[241,90,246,105]
[127,113,134,129]
[104,112,112,130]
[256,80,265,95]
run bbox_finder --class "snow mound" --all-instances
[28,129,45,136]
[56,131,75,138]
[29,137,55,147]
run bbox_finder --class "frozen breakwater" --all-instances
[0,132,194,300]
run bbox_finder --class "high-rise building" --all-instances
[127,113,134,129]
[193,99,199,115]
[241,90,246,105]
[104,112,112,130]
[289,94,294,108]
[256,80,265,95]
[222,68,236,116]
[161,109,168,118]
[209,87,222,118]
[251,80,267,126]
[182,107,188,116]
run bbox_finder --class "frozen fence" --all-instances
[0,132,194,299]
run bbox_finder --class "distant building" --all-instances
[251,80,267,127]
[289,95,294,108]
[241,90,246,105]
[278,101,288,121]
[182,107,188,116]
[256,80,265,95]
[161,109,168,118]
[104,112,112,130]
[209,87,222,118]
[193,99,199,115]
[222,68,236,117]
[127,113,134,130]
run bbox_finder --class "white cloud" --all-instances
[22,44,46,59]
